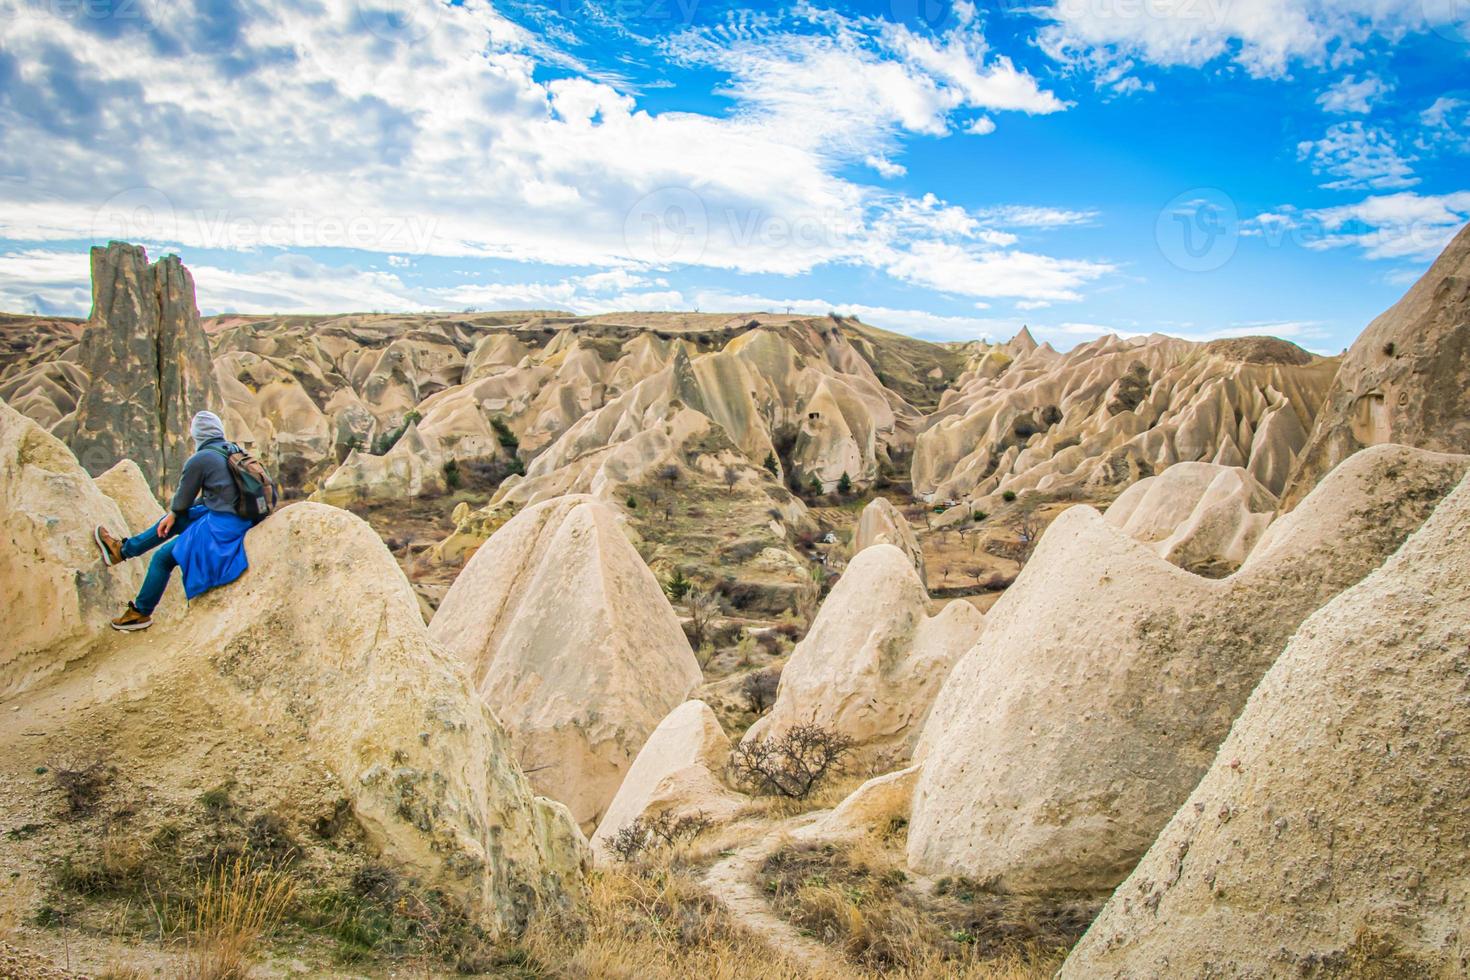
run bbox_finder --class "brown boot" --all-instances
[95,525,124,567]
[110,604,152,632]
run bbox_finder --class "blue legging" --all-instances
[121,505,205,614]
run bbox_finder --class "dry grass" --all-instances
[160,856,296,980]
[0,876,38,940]
[736,773,867,822]
[522,862,814,980]
[760,834,1090,979]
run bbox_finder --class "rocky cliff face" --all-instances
[67,242,221,493]
[1283,222,1470,508]
[908,445,1469,895]
[1064,468,1470,978]
[0,402,586,932]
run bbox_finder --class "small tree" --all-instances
[683,587,719,650]
[836,472,852,496]
[658,463,681,486]
[728,723,854,799]
[490,416,519,451]
[806,474,823,497]
[762,451,780,477]
[740,667,781,715]
[1012,512,1043,568]
[664,568,693,602]
[1001,489,1018,503]
[723,466,741,490]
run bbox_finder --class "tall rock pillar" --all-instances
[69,242,222,494]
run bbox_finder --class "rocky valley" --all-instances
[1,224,1468,979]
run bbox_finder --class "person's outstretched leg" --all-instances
[97,508,196,568]
[111,536,179,632]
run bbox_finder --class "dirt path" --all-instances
[701,812,847,979]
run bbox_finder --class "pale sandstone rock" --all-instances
[805,765,922,841]
[0,434,586,930]
[914,333,1335,509]
[1284,221,1470,507]
[0,400,141,697]
[68,242,222,493]
[852,496,924,580]
[1064,469,1470,978]
[429,495,702,830]
[909,445,1469,895]
[757,545,984,770]
[1103,462,1277,572]
[93,458,165,535]
[314,422,445,508]
[589,700,744,857]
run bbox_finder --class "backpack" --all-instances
[209,443,279,521]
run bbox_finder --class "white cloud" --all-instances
[1248,191,1470,260]
[0,0,1104,310]
[1297,122,1418,190]
[0,249,91,315]
[0,248,430,316]
[865,155,908,178]
[1037,0,1448,83]
[1417,96,1470,154]
[882,240,1114,302]
[1316,74,1391,114]
[664,0,1064,165]
[977,205,1099,228]
[688,289,1009,341]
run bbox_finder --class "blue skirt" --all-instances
[172,507,254,600]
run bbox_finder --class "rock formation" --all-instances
[913,332,1336,512]
[0,399,143,697]
[908,445,1469,895]
[750,544,984,770]
[851,496,925,579]
[68,242,221,494]
[93,458,164,534]
[1064,468,1470,978]
[1283,221,1470,507]
[0,407,586,930]
[589,700,744,857]
[314,421,446,508]
[429,495,703,830]
[1103,462,1277,573]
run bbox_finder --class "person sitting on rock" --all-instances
[93,411,259,631]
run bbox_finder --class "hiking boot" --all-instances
[110,604,152,632]
[94,525,124,567]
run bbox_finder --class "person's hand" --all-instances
[158,512,176,537]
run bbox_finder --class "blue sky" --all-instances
[0,0,1466,352]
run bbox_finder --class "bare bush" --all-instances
[740,668,781,715]
[608,809,711,862]
[51,758,112,816]
[728,724,854,799]
[1012,513,1043,568]
[683,588,720,651]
